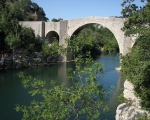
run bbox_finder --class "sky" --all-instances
[31,0,145,21]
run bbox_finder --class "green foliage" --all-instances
[121,35,150,109]
[5,32,21,50]
[42,43,50,55]
[0,0,46,52]
[16,55,106,120]
[121,0,150,110]
[121,0,150,35]
[96,26,119,53]
[137,114,150,120]
[34,37,43,52]
[118,93,128,103]
[103,37,119,53]
[20,27,35,51]
[42,40,63,56]
[51,18,63,22]
[0,0,48,21]
[67,33,98,58]
[6,0,31,21]
[30,2,49,21]
[67,24,119,59]
[0,8,22,51]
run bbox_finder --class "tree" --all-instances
[2,0,32,21]
[42,40,61,56]
[0,0,48,21]
[5,33,20,51]
[0,0,47,53]
[121,34,150,109]
[16,55,107,120]
[30,2,48,21]
[51,18,63,22]
[67,24,119,59]
[19,27,35,50]
[96,26,119,53]
[0,8,22,52]
[121,0,150,109]
[121,0,150,35]
[0,7,9,51]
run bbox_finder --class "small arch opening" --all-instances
[45,31,59,44]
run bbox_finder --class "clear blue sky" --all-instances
[31,0,145,21]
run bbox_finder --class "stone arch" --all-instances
[67,17,126,55]
[45,31,59,44]
[70,23,119,52]
[69,24,121,52]
[71,23,97,37]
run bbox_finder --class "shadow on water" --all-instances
[0,54,124,120]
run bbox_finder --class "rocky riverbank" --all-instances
[116,80,150,120]
[0,51,63,71]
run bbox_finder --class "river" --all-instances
[0,53,124,120]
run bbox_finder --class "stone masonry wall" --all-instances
[19,21,45,38]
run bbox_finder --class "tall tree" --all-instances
[0,0,48,52]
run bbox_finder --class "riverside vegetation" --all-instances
[0,0,117,119]
[0,0,46,69]
[120,0,150,112]
[0,0,149,119]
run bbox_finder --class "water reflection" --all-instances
[108,74,124,107]
[101,74,124,120]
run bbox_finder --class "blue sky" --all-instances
[31,0,145,21]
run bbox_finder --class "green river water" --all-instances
[0,53,124,120]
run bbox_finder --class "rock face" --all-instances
[123,80,142,108]
[0,51,63,70]
[116,80,149,120]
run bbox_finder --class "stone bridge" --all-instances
[19,16,135,58]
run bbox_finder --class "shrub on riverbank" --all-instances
[121,0,150,111]
[121,34,150,109]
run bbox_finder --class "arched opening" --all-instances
[68,23,119,60]
[43,31,60,62]
[45,31,59,44]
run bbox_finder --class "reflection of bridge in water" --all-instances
[20,16,136,61]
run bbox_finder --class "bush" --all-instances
[121,34,150,110]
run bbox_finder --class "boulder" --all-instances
[116,80,150,120]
